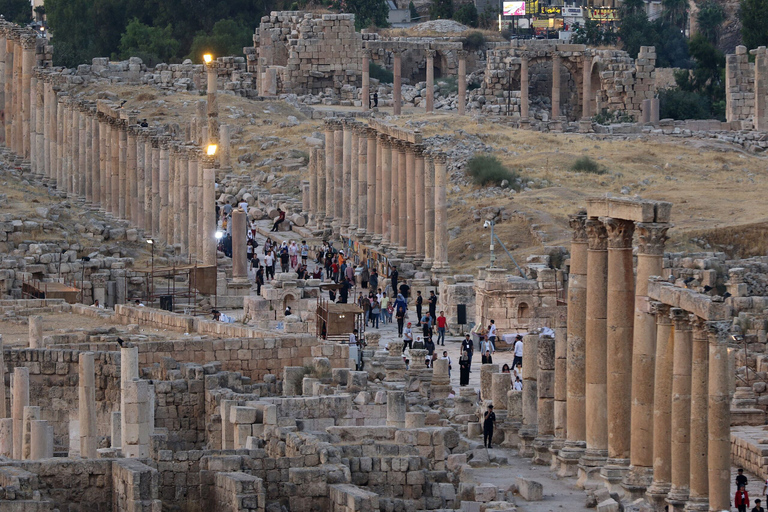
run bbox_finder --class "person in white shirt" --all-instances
[403,323,413,351]
[93,300,105,309]
[512,335,523,369]
[440,350,452,378]
[513,376,523,390]
[488,319,497,352]
[238,201,248,215]
[349,328,357,345]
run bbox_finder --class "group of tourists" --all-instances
[733,468,768,512]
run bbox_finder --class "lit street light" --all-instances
[203,54,212,64]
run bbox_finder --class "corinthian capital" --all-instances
[585,218,607,251]
[636,222,670,256]
[569,211,587,243]
[603,217,635,249]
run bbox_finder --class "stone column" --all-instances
[123,379,151,458]
[707,324,730,512]
[647,303,674,507]
[423,155,435,270]
[127,127,138,223]
[425,49,435,113]
[13,38,21,154]
[457,50,467,116]
[386,390,406,428]
[481,364,499,401]
[30,420,52,460]
[159,138,170,242]
[78,108,87,198]
[43,81,53,183]
[21,38,33,158]
[169,145,179,245]
[28,315,42,348]
[232,208,248,282]
[685,319,709,512]
[206,62,219,145]
[559,213,587,476]
[0,418,11,457]
[22,406,40,460]
[519,334,539,457]
[333,122,344,234]
[188,150,199,258]
[397,142,408,255]
[601,218,635,491]
[0,335,5,418]
[120,345,139,452]
[552,54,561,119]
[309,147,317,224]
[405,143,416,258]
[89,111,99,205]
[71,107,80,196]
[79,352,97,459]
[323,121,335,230]
[492,373,512,410]
[35,73,44,176]
[56,100,64,193]
[348,125,358,235]
[118,122,127,218]
[365,128,376,241]
[362,49,370,111]
[578,218,608,486]
[357,129,367,238]
[178,150,190,252]
[314,148,326,230]
[393,50,402,116]
[414,146,425,263]
[219,123,231,169]
[2,34,11,149]
[340,121,352,235]
[626,223,670,495]
[667,309,692,509]
[651,98,660,124]
[98,114,107,210]
[136,132,146,230]
[151,138,161,238]
[381,136,392,248]
[520,56,529,121]
[533,335,555,464]
[12,367,29,459]
[110,119,120,216]
[202,158,217,266]
[373,134,384,244]
[195,149,205,261]
[583,53,592,119]
[432,154,449,271]
[389,140,399,252]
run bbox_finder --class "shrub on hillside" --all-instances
[462,31,485,51]
[570,156,606,174]
[467,155,520,189]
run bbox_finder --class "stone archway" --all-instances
[589,59,605,116]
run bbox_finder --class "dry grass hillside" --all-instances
[78,84,768,274]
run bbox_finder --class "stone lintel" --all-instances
[646,279,731,321]
[586,197,672,223]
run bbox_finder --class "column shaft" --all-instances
[127,129,138,223]
[423,156,435,269]
[583,54,592,119]
[647,303,673,504]
[348,126,358,234]
[397,143,407,253]
[379,136,390,247]
[414,148,425,261]
[405,144,416,257]
[366,130,376,240]
[389,140,399,250]
[552,55,561,119]
[324,122,335,229]
[309,146,317,223]
[520,57,529,120]
[686,321,709,511]
[136,134,146,230]
[357,130,367,237]
[202,162,217,266]
[79,352,97,459]
[458,51,467,116]
[362,50,370,111]
[188,153,199,258]
[110,121,119,216]
[433,155,448,270]
[232,208,248,281]
[425,50,435,113]
[118,124,127,218]
[707,326,730,512]
[21,44,33,158]
[159,140,170,242]
[151,140,161,237]
[393,51,402,115]
[179,151,189,252]
[333,124,343,232]
[316,148,326,229]
[667,309,692,507]
[12,367,29,459]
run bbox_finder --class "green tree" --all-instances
[187,18,252,62]
[740,0,768,49]
[409,0,418,20]
[454,3,478,26]
[334,0,390,29]
[572,18,617,46]
[430,0,453,19]
[0,0,32,24]
[696,0,724,43]
[116,18,180,66]
[45,0,99,67]
[662,0,688,30]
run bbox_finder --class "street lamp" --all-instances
[203,54,213,64]
[207,144,217,156]
[483,218,526,278]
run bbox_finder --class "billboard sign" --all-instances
[503,1,526,16]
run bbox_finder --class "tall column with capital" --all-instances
[685,319,709,512]
[626,222,670,496]
[3,34,12,149]
[78,107,87,198]
[414,146,425,263]
[86,110,95,204]
[202,155,217,266]
[601,217,635,491]
[558,212,588,477]
[324,121,335,230]
[309,147,317,226]
[34,73,44,176]
[362,49,370,112]
[423,154,435,270]
[389,139,399,251]
[432,154,449,271]
[647,303,674,508]
[127,126,138,223]
[333,122,343,234]
[141,133,151,233]
[457,50,467,116]
[159,138,170,242]
[380,136,392,248]
[707,324,730,512]
[151,137,161,238]
[178,149,190,253]
[13,38,21,155]
[393,50,402,116]
[578,218,608,487]
[667,309,692,509]
[357,128,367,238]
[552,54,561,119]
[405,143,416,258]
[365,128,376,241]
[113,121,123,217]
[136,131,146,229]
[188,149,199,258]
[348,124,358,236]
[425,50,435,113]
[520,56,529,120]
[21,36,33,158]
[206,61,219,146]
[397,142,407,255]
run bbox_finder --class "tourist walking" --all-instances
[396,305,407,336]
[482,350,493,364]
[483,404,496,449]
[487,319,497,352]
[415,291,423,320]
[390,266,398,294]
[461,334,474,368]
[459,351,470,386]
[736,485,750,512]
[369,268,378,292]
[512,335,523,369]
[370,299,380,328]
[428,290,437,323]
[436,311,447,346]
[403,322,413,351]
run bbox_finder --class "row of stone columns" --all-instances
[360,48,468,115]
[309,119,448,271]
[562,209,730,510]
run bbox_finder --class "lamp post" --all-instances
[484,218,526,278]
[146,239,155,303]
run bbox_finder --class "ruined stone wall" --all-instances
[254,12,362,95]
[5,348,121,451]
[726,46,755,125]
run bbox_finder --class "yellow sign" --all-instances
[588,7,619,20]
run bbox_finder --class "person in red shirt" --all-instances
[436,311,447,346]
[736,485,751,512]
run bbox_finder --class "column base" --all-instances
[645,481,670,509]
[499,421,521,448]
[556,440,585,477]
[517,425,537,458]
[531,434,553,465]
[577,449,607,489]
[357,228,368,241]
[421,258,433,271]
[682,496,708,511]
[665,486,689,511]
[371,235,382,246]
[600,459,630,498]
[622,465,654,502]
[548,438,565,472]
[348,224,357,238]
